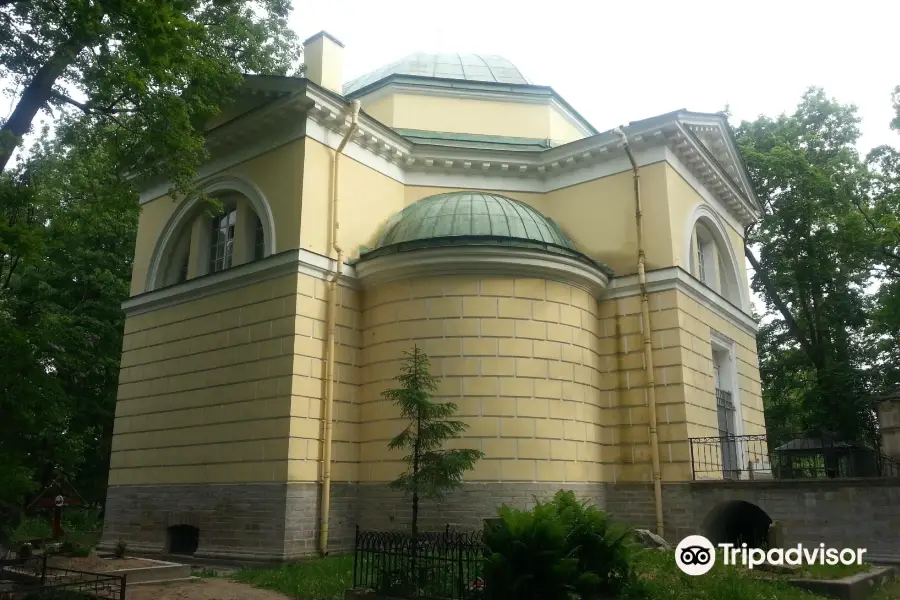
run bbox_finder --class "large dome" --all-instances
[343,53,530,96]
[357,192,607,272]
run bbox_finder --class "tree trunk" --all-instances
[744,244,816,359]
[0,38,89,172]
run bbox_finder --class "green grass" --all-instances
[234,554,354,600]
[794,561,872,580]
[193,568,222,578]
[620,549,828,600]
[869,576,900,600]
[231,549,897,600]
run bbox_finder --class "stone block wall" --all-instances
[110,274,300,487]
[358,275,610,485]
[611,479,900,560]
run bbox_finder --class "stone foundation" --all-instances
[103,479,900,562]
[100,482,356,561]
[100,481,609,561]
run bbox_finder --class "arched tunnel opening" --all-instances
[702,501,773,549]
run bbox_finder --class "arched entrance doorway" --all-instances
[702,501,772,548]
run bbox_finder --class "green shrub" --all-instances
[12,516,51,542]
[61,508,102,533]
[482,490,632,600]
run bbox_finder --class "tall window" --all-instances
[697,239,708,284]
[693,223,717,290]
[209,208,236,273]
[254,215,265,261]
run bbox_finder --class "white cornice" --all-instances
[123,249,357,317]
[608,267,757,335]
[139,85,758,229]
[354,246,610,298]
[306,117,667,194]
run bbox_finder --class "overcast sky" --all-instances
[292,0,899,155]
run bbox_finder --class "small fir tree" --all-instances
[383,345,484,539]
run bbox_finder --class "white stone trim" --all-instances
[354,246,610,297]
[124,248,357,317]
[145,175,279,292]
[138,85,759,229]
[681,202,750,311]
[679,115,761,213]
[306,116,667,193]
[608,267,757,335]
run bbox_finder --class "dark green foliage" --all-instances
[737,88,880,442]
[0,0,302,539]
[384,346,484,537]
[482,490,632,600]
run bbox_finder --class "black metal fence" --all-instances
[689,432,900,480]
[0,555,125,600]
[352,525,485,600]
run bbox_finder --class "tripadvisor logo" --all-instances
[675,535,716,576]
[675,535,868,576]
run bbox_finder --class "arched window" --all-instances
[146,176,276,292]
[686,209,744,308]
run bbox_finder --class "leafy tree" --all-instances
[736,88,878,443]
[861,85,900,393]
[0,0,300,175]
[0,0,302,534]
[383,346,484,539]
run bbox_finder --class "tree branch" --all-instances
[49,90,135,116]
[0,36,89,172]
[745,243,816,360]
[49,90,91,114]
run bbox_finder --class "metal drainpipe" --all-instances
[320,99,361,556]
[614,127,665,538]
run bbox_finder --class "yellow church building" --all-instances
[100,31,765,561]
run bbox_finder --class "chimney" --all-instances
[303,31,345,94]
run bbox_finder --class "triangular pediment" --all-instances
[673,112,761,214]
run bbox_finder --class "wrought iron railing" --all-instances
[0,555,126,600]
[689,431,900,481]
[352,525,484,600]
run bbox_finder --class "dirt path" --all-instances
[126,578,294,600]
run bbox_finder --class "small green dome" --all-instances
[356,192,610,274]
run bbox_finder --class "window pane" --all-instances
[209,208,237,273]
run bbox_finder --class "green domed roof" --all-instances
[356,192,609,273]
[344,54,530,96]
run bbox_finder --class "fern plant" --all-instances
[482,490,633,600]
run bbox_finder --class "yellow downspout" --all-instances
[614,127,665,538]
[320,99,361,556]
